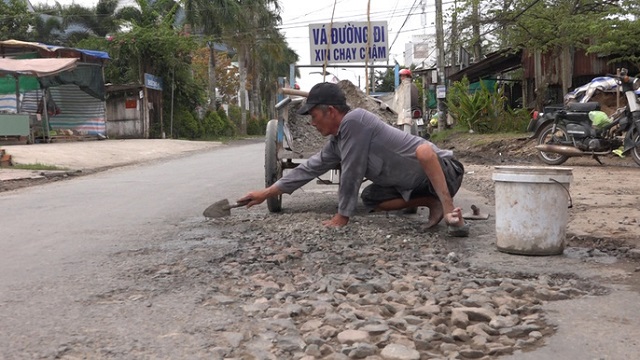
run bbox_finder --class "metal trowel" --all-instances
[462,204,490,220]
[203,199,250,218]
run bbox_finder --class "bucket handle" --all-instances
[550,178,573,208]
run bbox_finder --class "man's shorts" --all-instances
[360,157,465,208]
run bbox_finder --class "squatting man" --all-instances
[239,82,468,236]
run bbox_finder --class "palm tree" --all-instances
[116,0,175,28]
[60,0,123,44]
[250,28,298,118]
[29,5,64,45]
[32,0,121,46]
[258,43,299,119]
[227,0,285,134]
[181,0,241,110]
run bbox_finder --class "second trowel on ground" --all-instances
[203,199,250,218]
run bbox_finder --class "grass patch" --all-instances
[428,128,464,143]
[429,127,527,146]
[466,132,526,146]
[11,163,67,171]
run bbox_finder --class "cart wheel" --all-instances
[265,119,283,212]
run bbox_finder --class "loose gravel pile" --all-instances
[121,196,604,359]
[286,80,396,156]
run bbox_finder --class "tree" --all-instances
[29,5,64,45]
[77,0,205,139]
[374,68,396,93]
[452,0,623,107]
[256,44,299,119]
[180,0,242,110]
[510,0,619,100]
[224,0,285,134]
[29,0,121,46]
[116,0,180,28]
[587,1,640,71]
[0,0,35,41]
[192,47,239,105]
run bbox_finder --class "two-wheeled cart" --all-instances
[264,88,341,212]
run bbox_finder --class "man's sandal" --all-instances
[447,223,470,237]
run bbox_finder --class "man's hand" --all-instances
[322,213,349,227]
[237,191,265,208]
[444,207,464,227]
[238,185,283,208]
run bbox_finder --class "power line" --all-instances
[389,0,420,52]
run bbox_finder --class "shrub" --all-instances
[247,116,268,135]
[228,104,242,128]
[173,107,200,139]
[201,110,223,136]
[217,108,237,137]
[446,77,524,134]
[500,107,531,133]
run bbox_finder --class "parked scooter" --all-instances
[403,106,423,135]
[528,68,640,166]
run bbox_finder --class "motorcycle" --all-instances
[397,107,424,136]
[528,68,640,166]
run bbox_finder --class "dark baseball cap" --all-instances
[296,82,347,115]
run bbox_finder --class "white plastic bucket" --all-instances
[492,166,573,255]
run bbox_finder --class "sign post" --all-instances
[144,73,163,138]
[308,21,389,65]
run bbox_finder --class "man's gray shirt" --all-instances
[274,108,453,217]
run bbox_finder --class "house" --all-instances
[434,47,635,110]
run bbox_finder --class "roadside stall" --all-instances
[0,57,78,143]
[0,40,109,143]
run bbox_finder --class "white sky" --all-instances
[31,0,439,90]
[278,0,437,90]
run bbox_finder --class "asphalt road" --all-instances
[0,139,639,358]
[0,140,265,357]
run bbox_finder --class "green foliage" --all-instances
[201,109,236,138]
[374,68,396,93]
[428,128,459,143]
[29,6,64,45]
[446,77,526,134]
[168,106,239,140]
[0,0,35,40]
[501,107,531,133]
[227,104,242,128]
[173,106,200,139]
[454,0,619,53]
[12,163,67,171]
[587,10,640,71]
[446,77,490,133]
[247,116,268,136]
[78,25,207,139]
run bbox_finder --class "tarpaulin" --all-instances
[0,57,78,77]
[39,64,105,100]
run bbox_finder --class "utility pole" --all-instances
[421,0,428,115]
[472,0,482,61]
[435,0,446,131]
[450,0,458,70]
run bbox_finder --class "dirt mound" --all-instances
[565,91,625,116]
[584,92,626,116]
[285,80,397,156]
[436,132,538,165]
[338,80,396,125]
[286,101,326,156]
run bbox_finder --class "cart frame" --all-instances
[264,88,342,212]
